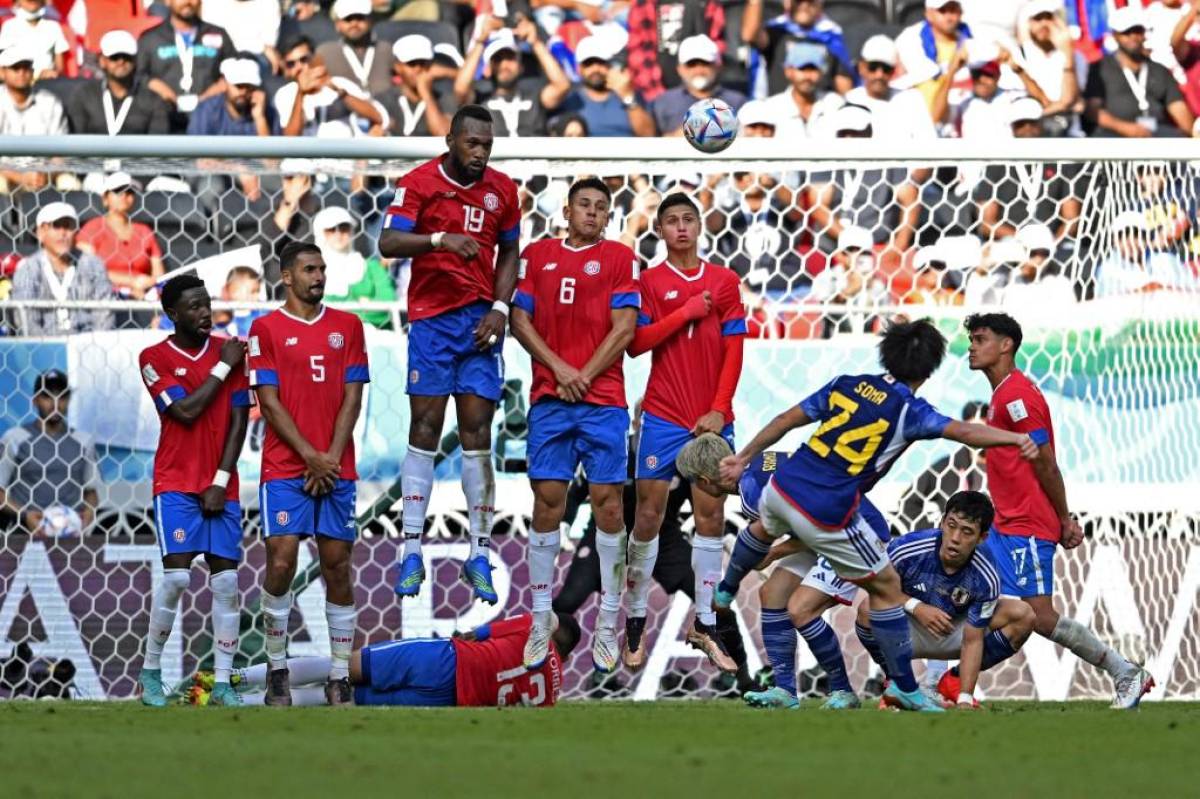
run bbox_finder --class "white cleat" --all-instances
[523,610,554,670]
[592,624,620,674]
[1111,667,1155,710]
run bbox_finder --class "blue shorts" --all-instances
[528,400,629,484]
[153,492,242,561]
[981,530,1057,597]
[407,301,504,401]
[636,410,734,481]
[259,478,357,541]
[354,638,458,707]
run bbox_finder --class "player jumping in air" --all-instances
[378,104,521,605]
[508,177,641,672]
[624,193,747,673]
[137,274,252,707]
[964,312,1154,709]
[248,242,370,706]
[718,320,1038,712]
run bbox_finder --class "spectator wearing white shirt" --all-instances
[1003,222,1077,313]
[0,44,66,190]
[844,35,937,140]
[1095,210,1197,296]
[276,35,386,138]
[202,0,282,73]
[761,42,844,139]
[810,225,888,336]
[0,0,68,79]
[1011,0,1083,136]
[952,40,1022,139]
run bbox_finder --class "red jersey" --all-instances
[986,369,1061,543]
[382,155,520,321]
[452,615,561,707]
[247,306,370,482]
[514,238,640,408]
[638,260,747,429]
[138,335,252,500]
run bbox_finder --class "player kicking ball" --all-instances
[964,313,1153,708]
[137,274,252,707]
[718,320,1038,712]
[378,105,521,605]
[248,242,370,705]
[508,177,641,672]
[624,193,747,673]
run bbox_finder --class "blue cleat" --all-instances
[713,585,736,611]
[822,690,862,710]
[208,682,243,707]
[462,554,498,604]
[743,686,800,710]
[139,668,168,707]
[394,553,426,598]
[882,682,946,713]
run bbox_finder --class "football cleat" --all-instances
[822,690,862,710]
[621,616,648,670]
[1111,667,1155,710]
[881,682,946,713]
[686,620,738,674]
[743,686,800,710]
[393,553,426,598]
[325,677,353,706]
[462,555,498,605]
[138,668,168,708]
[712,585,736,611]
[592,623,620,674]
[523,610,554,670]
[208,682,242,707]
[936,669,961,704]
[264,666,292,707]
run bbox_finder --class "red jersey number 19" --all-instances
[464,206,485,233]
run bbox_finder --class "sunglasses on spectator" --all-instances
[49,220,78,231]
[865,61,894,75]
[580,58,608,68]
[1117,26,1146,35]
[1030,11,1055,21]
[107,187,135,195]
[285,54,312,68]
[325,224,353,233]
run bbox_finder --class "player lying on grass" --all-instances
[855,491,1035,709]
[198,614,581,707]
[716,320,1038,712]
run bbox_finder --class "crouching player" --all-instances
[856,491,1035,709]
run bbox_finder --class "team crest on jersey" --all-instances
[328,333,345,350]
[483,192,500,212]
[173,528,186,543]
[950,586,971,607]
[276,511,290,527]
[584,260,601,276]
[409,369,420,384]
[645,455,658,469]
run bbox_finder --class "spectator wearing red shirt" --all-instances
[77,172,164,299]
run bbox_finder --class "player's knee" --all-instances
[633,502,666,537]
[408,413,442,450]
[592,493,624,533]
[265,551,297,584]
[1008,602,1037,644]
[787,598,819,629]
[457,422,491,452]
[854,600,870,627]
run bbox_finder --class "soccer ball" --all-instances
[682,98,738,154]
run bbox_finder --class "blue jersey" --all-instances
[739,450,891,541]
[772,373,952,529]
[888,529,1001,628]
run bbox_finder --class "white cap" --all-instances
[574,36,612,65]
[279,157,316,175]
[833,104,873,133]
[1108,5,1147,33]
[914,243,946,269]
[859,34,897,67]
[393,34,434,63]
[36,202,79,227]
[433,42,464,67]
[1113,210,1148,233]
[102,171,135,193]
[220,58,261,87]
[314,206,356,231]
[1020,0,1061,20]
[100,30,138,58]
[1007,96,1044,125]
[0,45,36,68]
[332,0,372,19]
[965,39,1000,69]
[990,237,1028,265]
[483,32,518,64]
[1016,223,1055,254]
[924,0,961,8]
[940,234,983,270]
[737,99,776,128]
[837,225,873,253]
[677,34,719,65]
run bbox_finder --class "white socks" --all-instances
[236,657,333,688]
[261,590,293,668]
[528,528,561,613]
[1050,617,1133,678]
[462,449,495,559]
[595,528,627,628]
[209,570,239,684]
[692,535,724,627]
[401,445,435,558]
[624,536,659,618]
[143,569,190,670]
[326,602,356,680]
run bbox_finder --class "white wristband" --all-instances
[430,231,445,249]
[491,300,510,317]
[211,469,231,489]
[903,598,921,615]
[210,362,232,381]
[957,691,975,705]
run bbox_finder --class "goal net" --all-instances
[0,138,1197,702]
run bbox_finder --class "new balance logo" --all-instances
[174,368,187,376]
[664,290,678,300]
[285,337,299,346]
[543,262,557,271]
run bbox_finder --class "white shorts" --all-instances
[760,482,889,581]
[777,551,859,605]
[908,618,967,659]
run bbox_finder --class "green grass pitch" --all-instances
[2,700,1195,797]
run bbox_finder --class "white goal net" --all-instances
[0,138,1197,702]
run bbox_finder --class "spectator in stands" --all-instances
[809,225,887,336]
[1003,222,1077,311]
[1166,0,1200,117]
[138,0,237,132]
[316,0,393,97]
[649,34,745,135]
[626,0,725,102]
[905,242,962,305]
[276,35,385,137]
[737,99,776,136]
[202,0,282,74]
[710,171,806,299]
[896,0,972,118]
[742,0,852,97]
[378,35,454,137]
[896,400,988,531]
[0,370,100,536]
[276,0,337,56]
[187,58,280,136]
[845,35,937,140]
[67,32,170,136]
[0,46,66,193]
[75,173,165,300]
[553,36,654,137]
[10,203,114,335]
[548,113,588,136]
[1013,0,1082,137]
[0,0,67,79]
[950,40,1022,139]
[1085,5,1196,138]
[964,237,1023,304]
[455,21,571,136]
[314,206,396,328]
[760,42,844,137]
[1096,210,1196,296]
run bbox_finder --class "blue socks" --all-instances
[761,607,797,696]
[855,622,887,673]
[868,606,918,693]
[980,629,1018,671]
[717,527,770,597]
[796,617,852,693]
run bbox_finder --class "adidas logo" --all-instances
[913,582,927,592]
